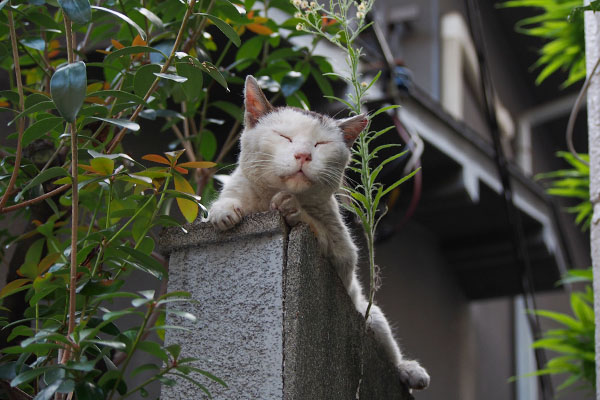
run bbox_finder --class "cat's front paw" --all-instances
[270,192,302,226]
[398,359,430,390]
[208,198,244,231]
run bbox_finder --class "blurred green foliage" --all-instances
[0,0,338,398]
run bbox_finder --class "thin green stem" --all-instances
[0,2,26,211]
[105,183,113,230]
[121,369,172,399]
[107,0,198,153]
[65,120,79,364]
[112,174,171,281]
[107,305,154,400]
[297,0,382,320]
[118,0,135,38]
[214,40,233,67]
[106,193,155,245]
[83,189,104,247]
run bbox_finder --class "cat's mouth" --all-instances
[281,170,312,184]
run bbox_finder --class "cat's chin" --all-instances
[280,171,312,193]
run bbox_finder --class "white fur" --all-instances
[209,83,429,390]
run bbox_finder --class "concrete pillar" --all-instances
[159,211,412,399]
[584,3,600,398]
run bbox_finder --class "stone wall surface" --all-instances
[160,211,413,400]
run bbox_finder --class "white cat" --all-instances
[209,75,430,390]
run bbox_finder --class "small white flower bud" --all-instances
[294,11,302,18]
[361,81,368,88]
[301,0,309,8]
[357,2,366,11]
[292,0,302,7]
[296,23,304,30]
[356,11,365,19]
[310,1,317,8]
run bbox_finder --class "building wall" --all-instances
[371,220,591,400]
[370,221,515,400]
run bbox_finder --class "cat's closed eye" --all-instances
[315,141,330,147]
[274,130,292,142]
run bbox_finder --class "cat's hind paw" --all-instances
[208,198,244,231]
[270,192,302,226]
[398,359,430,390]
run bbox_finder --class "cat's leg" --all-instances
[349,276,430,390]
[368,304,430,390]
[209,170,259,230]
[209,197,245,230]
[270,191,305,227]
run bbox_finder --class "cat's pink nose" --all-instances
[295,152,312,164]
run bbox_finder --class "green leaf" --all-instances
[571,293,594,326]
[117,246,167,279]
[22,116,64,148]
[75,382,104,400]
[35,379,63,400]
[281,71,305,97]
[83,339,126,350]
[58,0,92,25]
[165,344,181,360]
[166,309,197,321]
[176,63,203,101]
[533,309,583,331]
[153,72,188,83]
[130,363,159,378]
[181,365,228,388]
[169,373,212,397]
[9,101,55,126]
[131,297,152,307]
[0,279,31,299]
[104,47,166,66]
[91,6,146,41]
[310,68,333,98]
[211,100,242,121]
[370,104,401,118]
[159,291,192,301]
[21,38,45,51]
[7,325,34,342]
[136,7,164,28]
[11,366,52,386]
[16,167,69,201]
[380,167,420,198]
[90,157,114,175]
[196,61,228,90]
[173,173,199,223]
[199,130,217,161]
[134,64,162,97]
[137,341,169,362]
[196,13,241,47]
[90,117,140,131]
[50,61,87,123]
[87,90,149,107]
[235,36,264,71]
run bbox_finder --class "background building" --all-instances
[351,1,592,399]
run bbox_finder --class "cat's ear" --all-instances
[244,75,273,128]
[338,114,368,146]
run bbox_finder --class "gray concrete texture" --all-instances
[160,211,412,399]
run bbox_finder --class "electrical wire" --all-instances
[464,1,553,399]
[565,54,600,166]
[370,14,424,227]
[392,115,423,227]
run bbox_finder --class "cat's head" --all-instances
[239,75,367,196]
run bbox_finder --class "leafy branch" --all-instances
[293,0,419,318]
